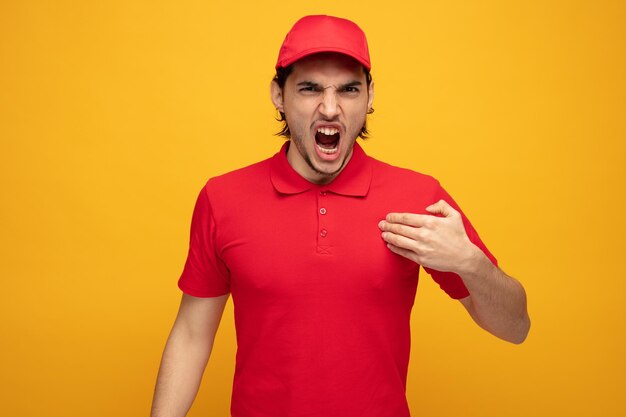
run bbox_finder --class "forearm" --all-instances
[378,201,530,343]
[458,248,530,344]
[151,324,213,417]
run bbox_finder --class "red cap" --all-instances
[276,15,371,70]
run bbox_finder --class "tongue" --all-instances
[316,132,339,148]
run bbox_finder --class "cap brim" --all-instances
[277,47,371,70]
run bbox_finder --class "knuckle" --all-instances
[423,216,434,227]
[389,223,402,234]
[385,233,398,245]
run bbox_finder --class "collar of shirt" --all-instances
[270,141,373,197]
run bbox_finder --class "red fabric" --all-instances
[276,15,371,70]
[178,142,497,417]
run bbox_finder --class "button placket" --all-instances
[316,189,332,254]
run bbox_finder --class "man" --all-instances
[151,15,530,417]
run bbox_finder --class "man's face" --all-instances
[271,52,374,184]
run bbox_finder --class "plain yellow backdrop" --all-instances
[1,1,625,416]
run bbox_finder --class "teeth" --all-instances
[316,143,339,154]
[317,127,339,135]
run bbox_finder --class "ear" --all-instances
[367,80,375,111]
[270,80,284,113]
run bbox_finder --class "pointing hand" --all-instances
[378,199,479,274]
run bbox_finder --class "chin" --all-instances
[312,156,349,177]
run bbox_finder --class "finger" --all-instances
[385,213,434,228]
[378,221,419,239]
[425,199,458,218]
[381,231,422,253]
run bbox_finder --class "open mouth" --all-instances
[315,127,340,154]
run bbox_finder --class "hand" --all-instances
[378,199,479,274]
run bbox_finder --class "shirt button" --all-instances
[320,229,328,237]
[320,191,327,196]
[319,207,327,215]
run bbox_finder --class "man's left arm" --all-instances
[378,200,530,344]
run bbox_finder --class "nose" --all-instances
[319,87,340,119]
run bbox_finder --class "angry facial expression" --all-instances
[271,53,374,184]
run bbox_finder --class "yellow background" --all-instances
[1,1,625,416]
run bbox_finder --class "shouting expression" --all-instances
[271,52,374,184]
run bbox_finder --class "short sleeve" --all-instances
[423,182,498,300]
[178,185,230,297]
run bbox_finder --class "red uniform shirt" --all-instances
[179,142,497,417]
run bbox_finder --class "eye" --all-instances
[339,85,360,95]
[298,85,321,94]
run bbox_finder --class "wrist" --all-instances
[457,243,492,279]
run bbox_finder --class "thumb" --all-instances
[425,199,456,217]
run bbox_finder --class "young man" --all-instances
[151,15,530,417]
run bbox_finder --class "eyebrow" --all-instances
[296,80,363,89]
[296,81,320,88]
[341,81,363,88]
